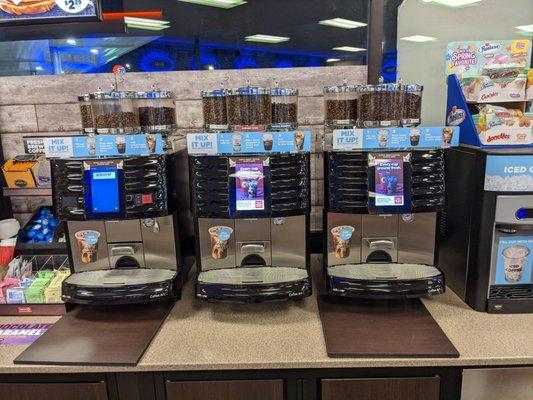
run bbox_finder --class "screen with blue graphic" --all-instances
[494,236,533,285]
[90,166,119,214]
[374,156,404,207]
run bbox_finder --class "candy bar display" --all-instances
[134,91,176,132]
[78,94,95,133]
[271,87,298,130]
[358,83,404,128]
[226,86,272,129]
[402,84,423,127]
[324,84,359,126]
[0,255,69,306]
[91,91,140,134]
[202,89,228,131]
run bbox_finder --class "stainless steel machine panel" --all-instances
[236,241,272,266]
[398,213,437,265]
[362,237,398,262]
[495,195,533,225]
[198,218,236,270]
[235,218,270,241]
[108,243,145,268]
[67,221,110,272]
[327,213,362,266]
[271,215,306,268]
[105,220,142,243]
[141,215,178,270]
[361,214,398,237]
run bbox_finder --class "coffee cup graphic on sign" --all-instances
[116,136,126,154]
[378,129,389,148]
[442,127,454,145]
[75,230,100,264]
[232,134,242,152]
[331,225,355,259]
[209,226,233,260]
[502,245,530,282]
[293,131,305,151]
[146,134,157,154]
[262,133,273,151]
[409,129,421,146]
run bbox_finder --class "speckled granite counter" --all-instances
[0,258,532,374]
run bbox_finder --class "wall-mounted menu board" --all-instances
[0,0,101,25]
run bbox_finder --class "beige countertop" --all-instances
[0,257,532,374]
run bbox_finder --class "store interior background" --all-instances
[0,1,532,399]
[397,0,533,124]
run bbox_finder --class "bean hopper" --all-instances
[322,83,456,298]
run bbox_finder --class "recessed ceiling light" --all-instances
[66,38,76,45]
[319,18,367,29]
[207,65,215,70]
[125,64,131,69]
[422,0,481,7]
[35,66,43,71]
[516,24,533,33]
[245,34,290,44]
[90,49,99,54]
[178,0,246,9]
[332,46,366,52]
[400,35,437,43]
[124,16,170,31]
[326,58,341,62]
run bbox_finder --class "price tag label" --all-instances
[56,0,91,14]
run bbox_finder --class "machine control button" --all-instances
[141,194,154,204]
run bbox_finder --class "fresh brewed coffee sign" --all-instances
[0,0,101,25]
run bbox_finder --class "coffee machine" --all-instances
[187,131,312,302]
[323,126,459,298]
[48,134,191,304]
[439,147,533,313]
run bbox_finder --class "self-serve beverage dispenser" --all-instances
[48,134,191,304]
[187,130,312,302]
[323,125,460,298]
[439,147,533,313]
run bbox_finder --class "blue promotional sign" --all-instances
[43,134,163,159]
[187,131,311,155]
[493,236,533,285]
[484,155,533,192]
[330,126,459,151]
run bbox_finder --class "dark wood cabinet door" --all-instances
[0,382,108,400]
[322,377,440,400]
[166,379,284,400]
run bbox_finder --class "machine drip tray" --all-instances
[327,263,445,299]
[62,269,177,305]
[197,267,311,302]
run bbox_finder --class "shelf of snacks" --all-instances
[0,254,69,315]
[446,39,532,148]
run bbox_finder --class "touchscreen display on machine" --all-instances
[235,162,265,211]
[368,152,411,214]
[90,166,120,213]
[83,160,125,219]
[374,156,404,207]
[228,156,271,217]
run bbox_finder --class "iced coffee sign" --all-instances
[484,155,533,192]
[330,126,459,151]
[494,237,533,285]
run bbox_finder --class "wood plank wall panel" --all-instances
[0,66,367,229]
